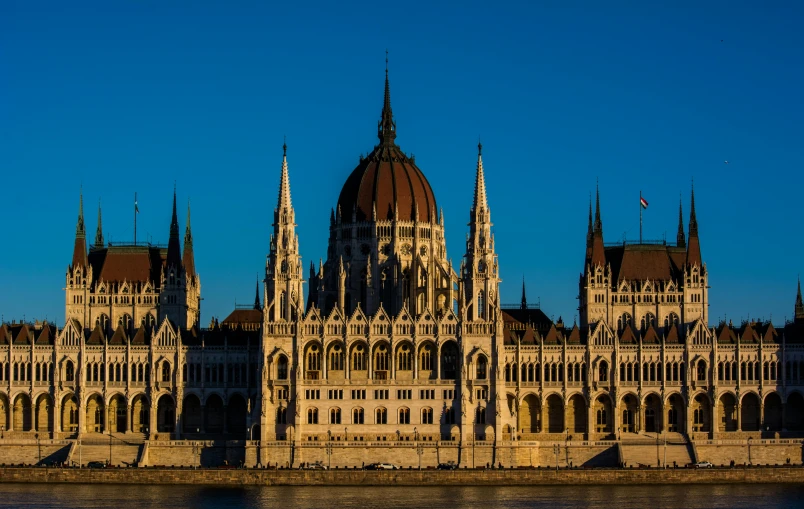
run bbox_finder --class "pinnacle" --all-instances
[472,143,489,214]
[277,143,293,213]
[95,200,104,248]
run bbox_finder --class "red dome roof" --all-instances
[336,70,437,223]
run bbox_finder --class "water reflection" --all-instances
[1,483,803,509]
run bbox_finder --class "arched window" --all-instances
[397,344,412,371]
[161,362,171,382]
[352,345,367,371]
[375,407,387,424]
[374,344,389,372]
[277,355,288,379]
[697,360,706,381]
[419,345,433,371]
[476,407,486,424]
[441,343,458,379]
[445,407,456,425]
[65,361,74,382]
[422,407,433,424]
[599,361,608,382]
[307,407,318,424]
[329,344,344,371]
[277,407,287,424]
[352,407,364,424]
[476,355,487,380]
[399,407,410,424]
[306,344,321,378]
[330,408,342,424]
[478,290,486,320]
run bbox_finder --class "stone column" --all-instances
[31,398,37,433]
[127,404,132,434]
[7,400,13,432]
[736,402,742,432]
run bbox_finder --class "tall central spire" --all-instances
[472,142,489,216]
[377,50,396,145]
[795,276,804,319]
[277,140,292,211]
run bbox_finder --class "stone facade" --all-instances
[2,66,804,471]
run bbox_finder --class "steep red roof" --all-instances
[88,246,165,284]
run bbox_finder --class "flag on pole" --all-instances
[135,195,139,213]
[640,196,649,209]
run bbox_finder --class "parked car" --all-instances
[694,461,714,468]
[86,461,107,469]
[365,462,397,470]
[437,462,458,470]
[306,462,328,470]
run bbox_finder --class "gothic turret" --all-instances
[166,187,182,270]
[182,201,196,279]
[463,142,500,321]
[71,190,88,269]
[521,278,527,310]
[686,183,702,267]
[589,182,606,269]
[265,142,304,322]
[796,277,804,321]
[676,197,686,248]
[94,200,104,249]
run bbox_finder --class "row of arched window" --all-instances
[0,362,53,382]
[718,360,779,382]
[505,362,587,383]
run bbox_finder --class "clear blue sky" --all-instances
[1,1,802,327]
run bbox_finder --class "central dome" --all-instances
[336,71,437,223]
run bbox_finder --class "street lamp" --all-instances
[344,427,348,442]
[414,427,421,470]
[1,425,4,439]
[327,430,332,469]
[109,428,113,466]
[565,428,569,467]
[36,433,41,465]
[748,437,753,465]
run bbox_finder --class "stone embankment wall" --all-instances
[2,466,804,485]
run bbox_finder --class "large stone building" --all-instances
[2,67,804,468]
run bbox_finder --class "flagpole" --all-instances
[134,192,137,245]
[639,190,643,244]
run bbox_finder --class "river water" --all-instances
[1,483,803,508]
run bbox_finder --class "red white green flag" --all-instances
[640,196,649,209]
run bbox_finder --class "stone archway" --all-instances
[593,395,612,434]
[227,394,248,437]
[61,394,78,434]
[718,393,737,432]
[546,394,564,433]
[691,393,711,432]
[666,394,684,433]
[620,394,638,433]
[85,394,104,433]
[567,394,586,435]
[108,394,126,433]
[644,394,662,433]
[0,394,8,432]
[156,394,175,433]
[13,393,32,432]
[764,393,782,431]
[183,394,203,434]
[786,392,804,431]
[35,394,53,433]
[131,395,149,433]
[205,394,225,434]
[518,394,540,434]
[741,393,761,432]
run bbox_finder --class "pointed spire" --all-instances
[521,277,527,310]
[182,199,196,278]
[689,179,698,236]
[377,50,397,145]
[277,140,293,212]
[686,180,702,267]
[472,141,489,215]
[94,200,104,248]
[71,189,88,269]
[795,276,804,320]
[593,179,602,233]
[590,180,606,269]
[254,277,261,310]
[166,185,182,269]
[676,195,686,248]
